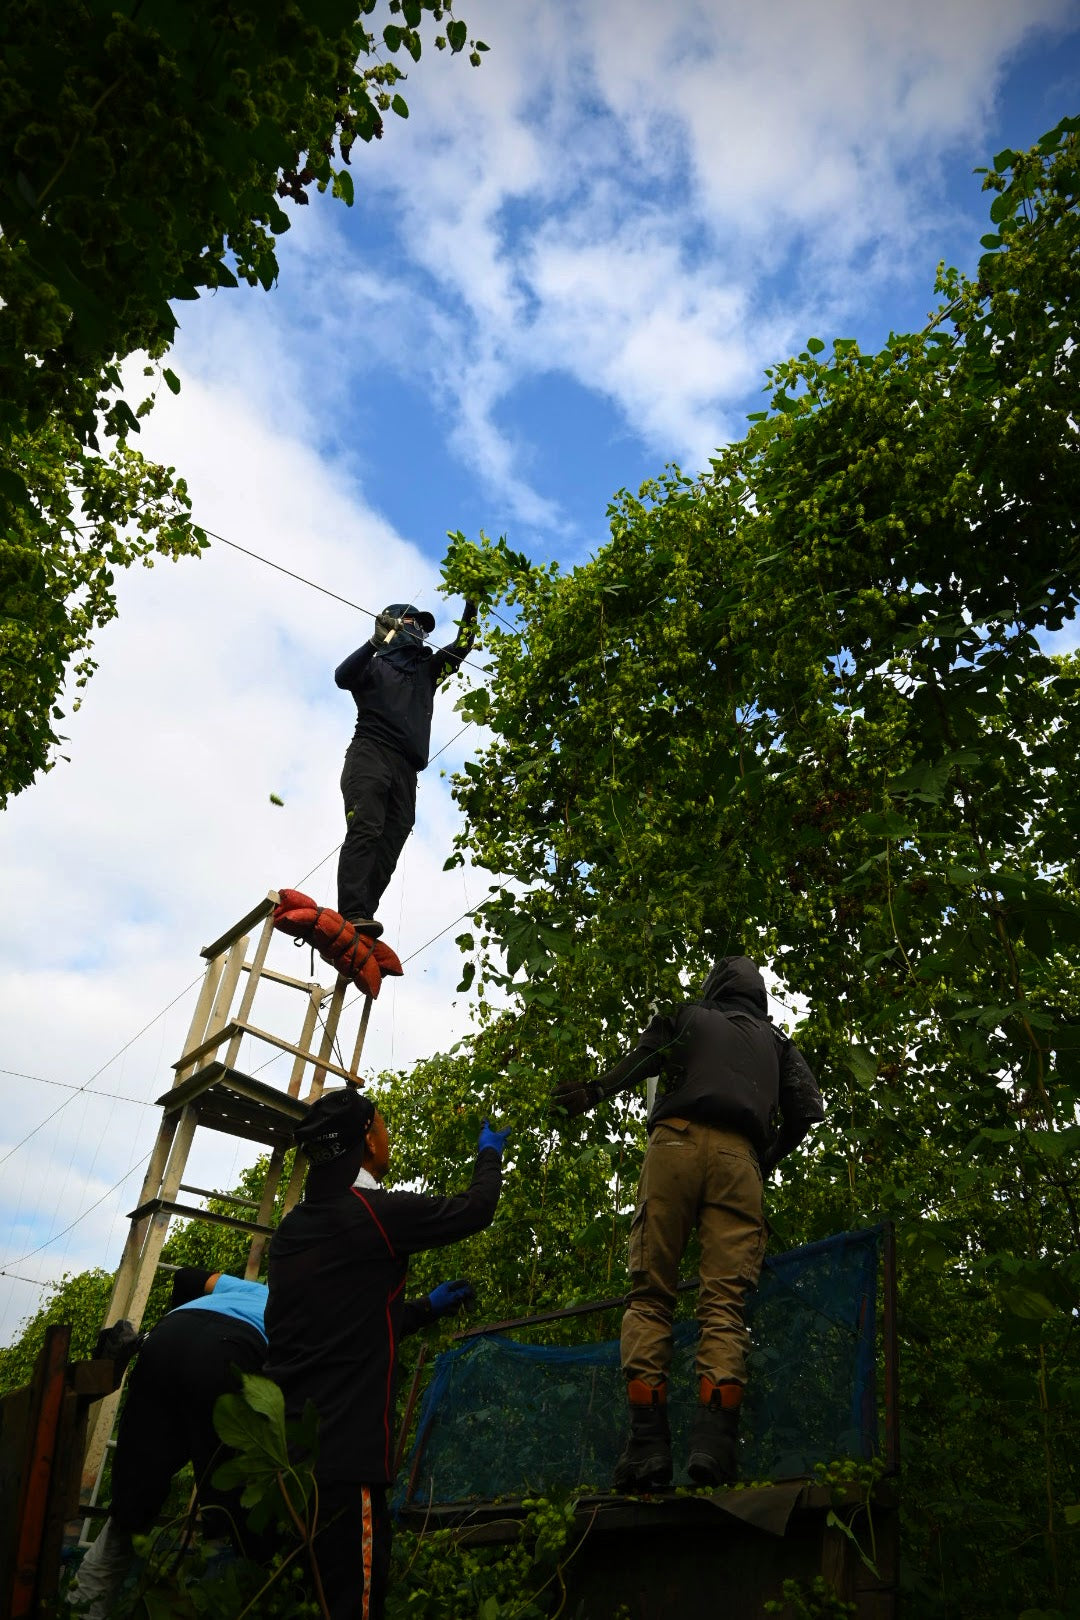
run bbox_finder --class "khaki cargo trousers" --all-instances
[620,1117,766,1387]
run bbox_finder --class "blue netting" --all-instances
[400,1227,880,1505]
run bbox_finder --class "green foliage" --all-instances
[77,1373,324,1618]
[0,417,207,806]
[386,1495,580,1620]
[0,0,484,807]
[0,1267,114,1391]
[764,1577,856,1620]
[439,529,535,606]
[430,120,1080,1616]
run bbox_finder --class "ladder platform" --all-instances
[126,1196,276,1238]
[156,1061,308,1146]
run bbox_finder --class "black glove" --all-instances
[552,1080,599,1118]
[371,612,398,646]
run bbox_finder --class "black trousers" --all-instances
[310,1483,392,1620]
[336,738,417,922]
[109,1308,265,1551]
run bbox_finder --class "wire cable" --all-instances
[203,528,382,619]
[0,1068,156,1107]
[204,525,494,687]
[4,1151,152,1269]
[0,1268,65,1290]
[0,975,202,1171]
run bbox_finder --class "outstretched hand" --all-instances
[551,1080,597,1119]
[478,1119,511,1158]
[428,1278,475,1318]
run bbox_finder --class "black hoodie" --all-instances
[594,957,824,1171]
[334,613,476,770]
[265,1148,501,1484]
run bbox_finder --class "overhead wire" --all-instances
[203,524,496,690]
[0,1067,156,1106]
[4,1149,153,1270]
[0,973,203,1171]
[0,1268,63,1291]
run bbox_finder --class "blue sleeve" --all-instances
[335,641,376,690]
[172,1275,268,1339]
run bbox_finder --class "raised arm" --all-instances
[430,600,478,683]
[356,1127,504,1257]
[552,1014,681,1117]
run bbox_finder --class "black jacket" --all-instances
[335,617,476,770]
[595,959,824,1173]
[265,1149,501,1485]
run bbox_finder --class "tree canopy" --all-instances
[434,118,1080,1615]
[3,117,1078,1619]
[0,0,485,806]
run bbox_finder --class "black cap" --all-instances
[170,1267,215,1309]
[384,601,436,634]
[294,1087,375,1165]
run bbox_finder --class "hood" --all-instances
[700,956,769,1018]
[375,602,434,667]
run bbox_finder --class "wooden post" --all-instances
[10,1326,68,1619]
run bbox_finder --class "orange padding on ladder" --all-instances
[273,889,404,998]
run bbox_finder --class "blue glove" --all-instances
[478,1118,511,1158]
[428,1278,475,1318]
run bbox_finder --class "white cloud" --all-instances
[213,0,1078,522]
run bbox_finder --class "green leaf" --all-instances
[447,18,467,50]
[162,368,181,395]
[391,94,409,118]
[383,22,403,48]
[332,169,355,206]
[844,1046,877,1089]
[999,1286,1059,1322]
[806,337,825,354]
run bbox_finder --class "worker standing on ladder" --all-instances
[553,956,825,1490]
[68,1268,269,1619]
[334,599,477,936]
[266,1086,507,1620]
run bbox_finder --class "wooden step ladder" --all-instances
[80,891,375,1492]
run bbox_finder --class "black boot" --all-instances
[687,1377,741,1486]
[613,1381,672,1492]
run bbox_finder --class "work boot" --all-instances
[613,1379,672,1492]
[344,914,384,939]
[687,1376,742,1486]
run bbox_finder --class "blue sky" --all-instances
[2,0,1078,1346]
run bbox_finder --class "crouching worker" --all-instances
[68,1268,270,1618]
[554,956,824,1491]
[266,1087,509,1620]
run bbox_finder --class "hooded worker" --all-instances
[333,599,477,936]
[553,956,824,1492]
